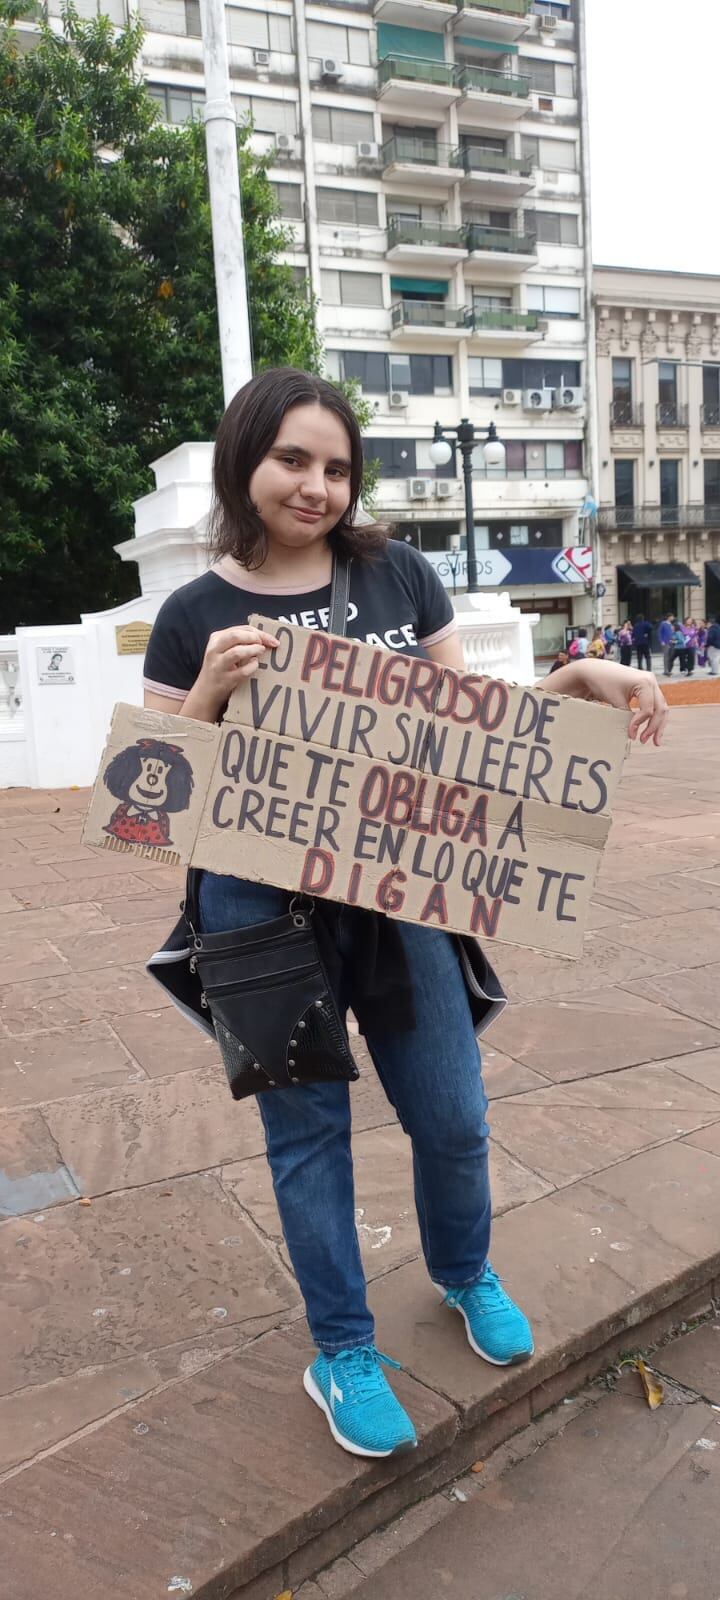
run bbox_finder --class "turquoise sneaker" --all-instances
[303,1345,418,1458]
[439,1266,534,1366]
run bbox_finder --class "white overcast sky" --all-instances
[585,0,720,274]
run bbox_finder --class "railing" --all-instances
[610,400,644,427]
[656,402,689,427]
[456,0,532,14]
[378,55,457,89]
[456,64,531,97]
[387,218,466,249]
[599,504,720,531]
[382,136,456,168]
[453,146,534,178]
[466,222,536,254]
[0,640,22,726]
[701,403,720,429]
[472,308,540,330]
[392,299,470,329]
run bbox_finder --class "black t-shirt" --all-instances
[143,541,457,702]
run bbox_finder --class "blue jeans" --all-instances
[199,872,492,1354]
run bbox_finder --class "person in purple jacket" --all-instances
[632,614,653,672]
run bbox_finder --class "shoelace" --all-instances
[447,1266,509,1312]
[328,1345,402,1403]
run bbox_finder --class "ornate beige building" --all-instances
[593,266,720,631]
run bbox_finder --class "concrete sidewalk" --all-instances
[1,707,720,1599]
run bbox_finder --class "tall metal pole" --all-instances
[576,0,602,626]
[458,420,479,594]
[199,0,254,404]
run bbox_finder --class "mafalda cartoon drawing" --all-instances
[103,738,194,847]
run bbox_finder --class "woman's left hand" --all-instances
[540,660,669,746]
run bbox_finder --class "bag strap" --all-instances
[329,553,351,638]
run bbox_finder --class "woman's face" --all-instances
[249,402,353,551]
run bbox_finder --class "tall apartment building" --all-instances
[20,0,593,658]
[594,266,720,632]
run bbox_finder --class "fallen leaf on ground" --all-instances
[79,1197,92,1207]
[471,1461,485,1473]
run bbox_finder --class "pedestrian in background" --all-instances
[682,617,698,677]
[696,620,708,670]
[603,623,617,658]
[669,622,688,676]
[548,649,569,675]
[618,620,634,666]
[706,617,720,676]
[588,628,607,659]
[659,613,675,676]
[632,614,653,672]
[575,628,589,657]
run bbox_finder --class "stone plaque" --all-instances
[116,622,153,656]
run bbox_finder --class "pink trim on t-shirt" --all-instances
[419,619,458,649]
[143,677,187,701]
[213,554,332,596]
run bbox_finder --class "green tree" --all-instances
[0,0,322,627]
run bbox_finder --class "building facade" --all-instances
[20,0,594,657]
[594,266,720,633]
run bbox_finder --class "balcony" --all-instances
[456,63,531,126]
[465,222,537,279]
[656,402,689,428]
[451,144,534,200]
[452,0,532,42]
[701,403,720,429]
[391,299,471,336]
[382,136,458,188]
[599,504,720,532]
[374,0,455,29]
[378,55,461,120]
[610,401,644,428]
[386,217,468,266]
[470,308,544,343]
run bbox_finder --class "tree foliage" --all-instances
[0,0,323,626]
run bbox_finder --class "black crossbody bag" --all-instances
[186,555,359,1100]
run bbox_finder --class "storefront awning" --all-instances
[618,563,701,588]
[390,277,449,296]
[706,560,720,582]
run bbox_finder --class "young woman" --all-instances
[618,619,634,667]
[144,369,668,1461]
[587,627,607,659]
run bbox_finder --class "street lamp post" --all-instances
[429,420,505,595]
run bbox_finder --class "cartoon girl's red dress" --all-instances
[104,804,172,847]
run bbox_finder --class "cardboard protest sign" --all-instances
[83,621,629,956]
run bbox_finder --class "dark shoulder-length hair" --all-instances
[207,367,387,569]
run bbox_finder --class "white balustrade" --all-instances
[453,592,538,685]
[0,638,22,725]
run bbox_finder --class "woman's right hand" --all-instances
[185,626,279,721]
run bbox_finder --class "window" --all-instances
[705,460,720,507]
[317,188,379,226]
[271,182,303,219]
[487,519,563,549]
[185,0,200,33]
[524,210,579,246]
[524,58,574,95]
[148,84,204,123]
[389,354,453,396]
[660,459,680,524]
[527,284,581,318]
[307,21,371,64]
[612,358,632,403]
[503,358,581,389]
[533,1,572,15]
[473,440,582,477]
[139,0,192,34]
[339,351,388,392]
[226,8,293,52]
[469,357,503,395]
[614,459,635,512]
[703,364,720,426]
[321,271,384,307]
[233,95,297,136]
[365,439,417,478]
[312,106,375,144]
[658,360,679,425]
[521,136,577,172]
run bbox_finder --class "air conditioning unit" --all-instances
[539,13,558,31]
[409,478,431,499]
[389,390,409,409]
[555,386,584,410]
[274,133,298,156]
[321,56,344,79]
[253,48,270,66]
[435,480,456,499]
[523,387,553,411]
[544,170,559,184]
[357,140,381,164]
[502,388,521,407]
